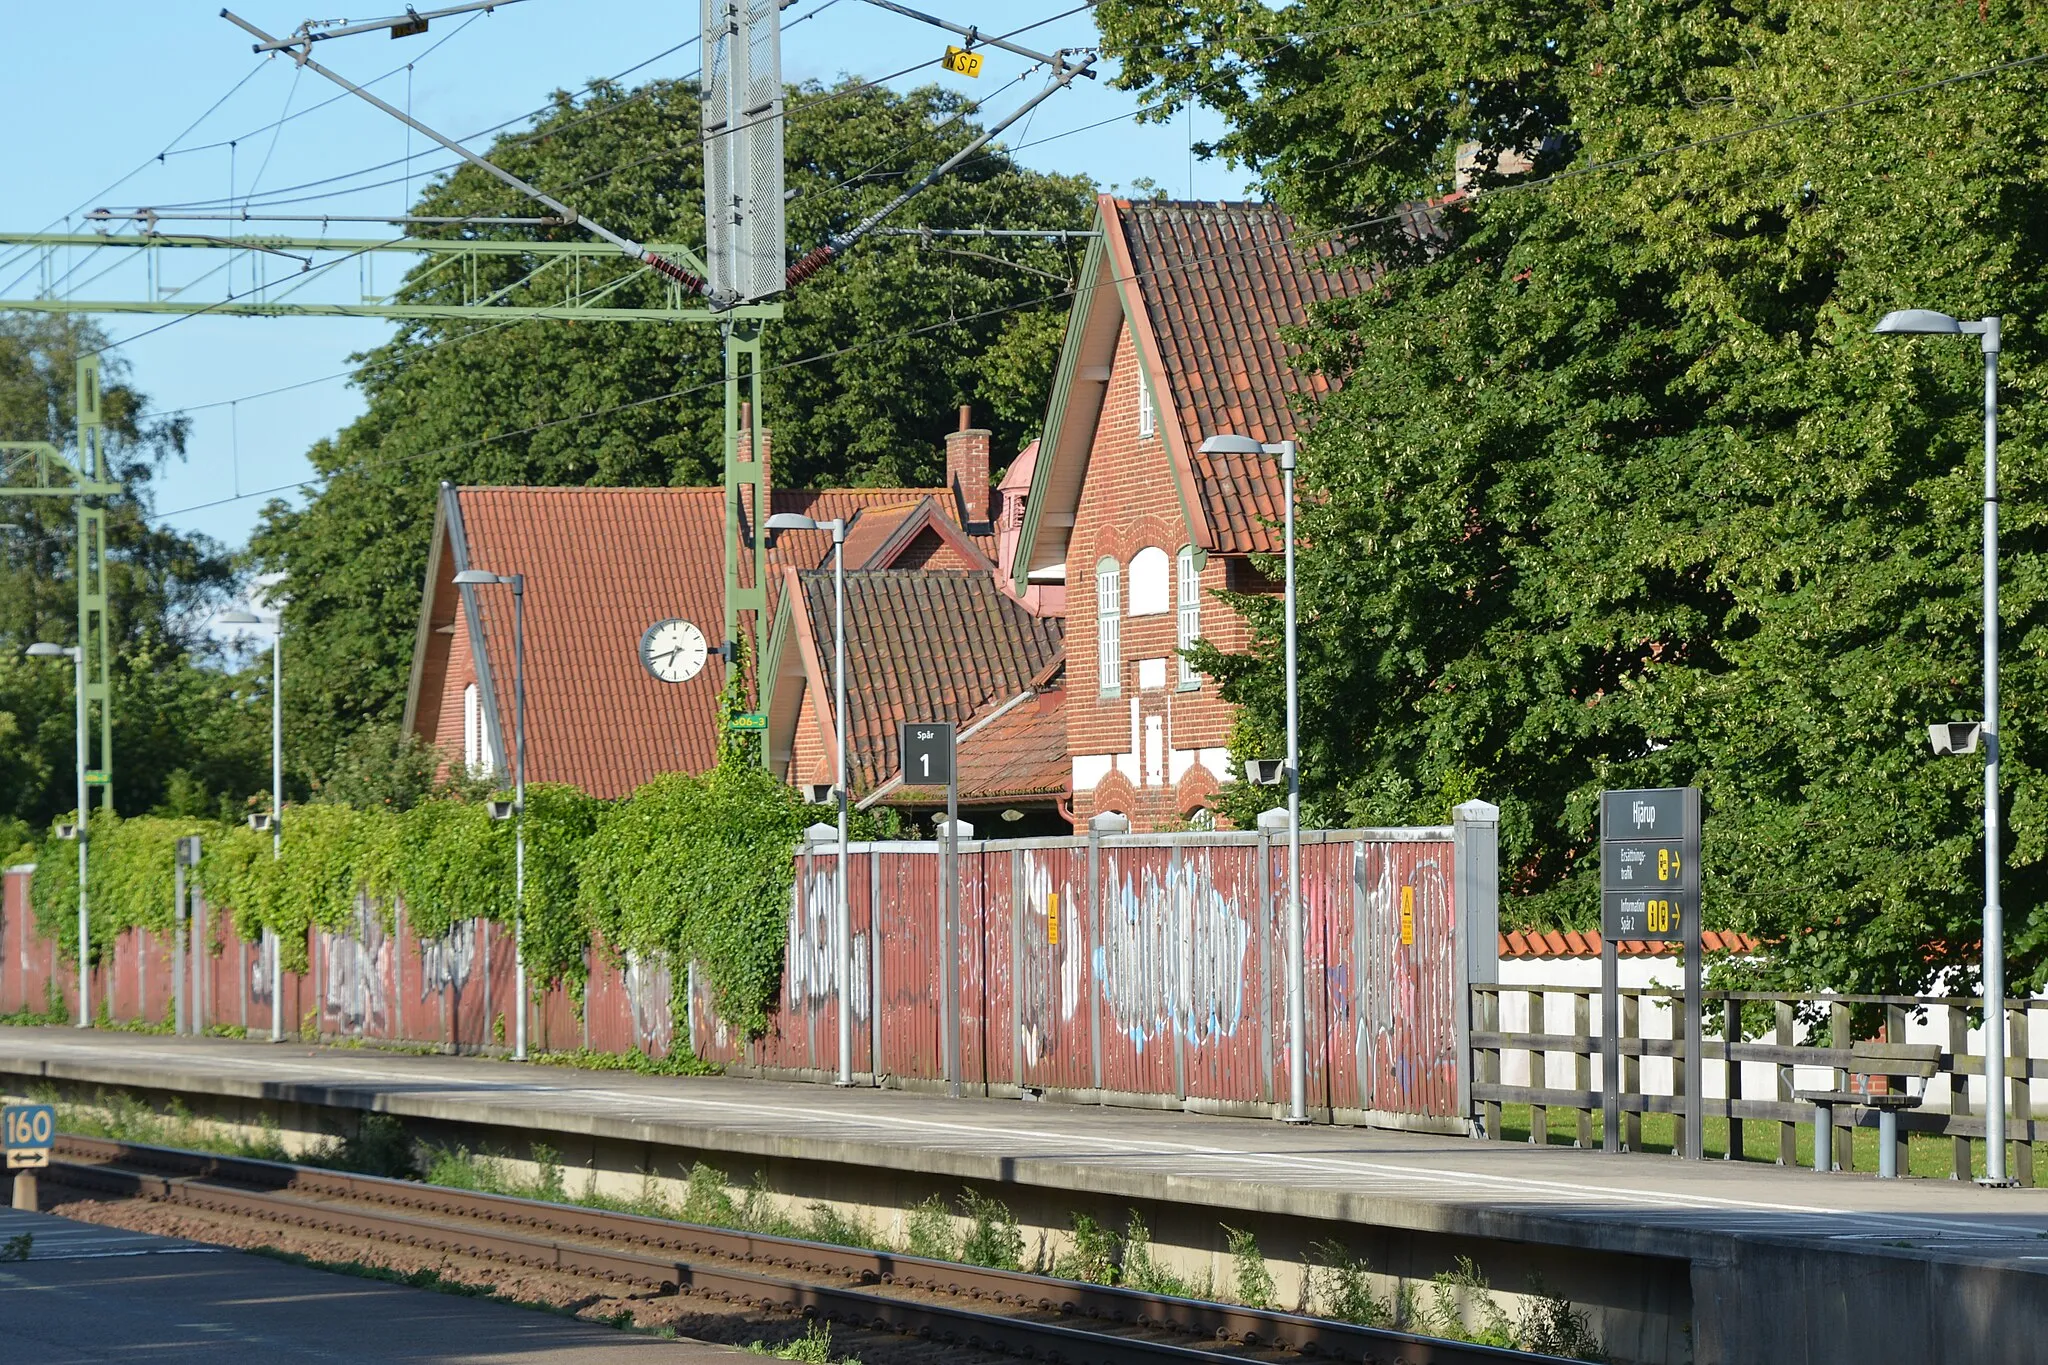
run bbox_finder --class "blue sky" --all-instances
[0,2,1245,552]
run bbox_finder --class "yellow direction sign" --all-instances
[941,45,983,77]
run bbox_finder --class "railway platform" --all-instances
[2,1026,2044,1365]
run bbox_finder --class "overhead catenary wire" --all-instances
[144,39,2048,525]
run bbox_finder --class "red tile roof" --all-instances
[949,690,1068,802]
[1497,929,1763,960]
[1115,200,1378,554]
[438,484,967,797]
[795,569,1063,797]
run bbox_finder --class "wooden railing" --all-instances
[1471,984,2043,1181]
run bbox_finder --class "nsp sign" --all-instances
[3,1103,54,1169]
[1599,787,1700,943]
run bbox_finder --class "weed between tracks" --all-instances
[36,1086,1605,1360]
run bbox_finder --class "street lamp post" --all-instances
[27,642,87,1027]
[454,568,528,1061]
[1198,433,1306,1123]
[1876,307,2013,1186]
[219,609,284,1040]
[766,512,853,1086]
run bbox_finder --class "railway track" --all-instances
[45,1134,1566,1365]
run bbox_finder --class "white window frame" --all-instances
[1176,546,1202,687]
[463,682,483,775]
[1096,557,1121,696]
[1128,546,1170,616]
[1136,363,1157,439]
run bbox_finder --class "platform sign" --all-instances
[941,44,983,77]
[1599,787,1699,943]
[726,712,768,733]
[900,722,955,786]
[3,1103,54,1169]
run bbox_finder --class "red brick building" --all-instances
[1008,194,1372,829]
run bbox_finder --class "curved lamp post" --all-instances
[218,608,285,1040]
[1874,307,2013,1186]
[1197,432,1306,1124]
[766,512,853,1086]
[454,567,528,1061]
[26,642,87,1026]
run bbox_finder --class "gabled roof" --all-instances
[1013,195,1375,583]
[786,569,1063,797]
[404,483,960,798]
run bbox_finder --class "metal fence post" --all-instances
[1452,800,1500,1130]
[1724,997,1744,1161]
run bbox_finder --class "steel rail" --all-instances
[48,1135,1561,1365]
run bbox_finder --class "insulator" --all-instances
[784,244,838,289]
[641,251,708,295]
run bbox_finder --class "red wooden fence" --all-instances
[0,809,1496,1132]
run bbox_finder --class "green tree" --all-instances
[256,77,1093,770]
[0,315,264,822]
[1113,0,2048,993]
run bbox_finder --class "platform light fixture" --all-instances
[453,567,530,1061]
[1875,306,2012,1186]
[27,641,88,1026]
[765,512,855,1087]
[1199,431,1307,1123]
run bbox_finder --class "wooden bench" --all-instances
[1796,1041,1943,1176]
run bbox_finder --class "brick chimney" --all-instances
[945,404,991,535]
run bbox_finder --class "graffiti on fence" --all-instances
[1095,855,1248,1050]
[624,948,674,1055]
[1354,847,1456,1112]
[1016,852,1077,1065]
[416,916,478,1000]
[785,865,871,1022]
[320,895,391,1035]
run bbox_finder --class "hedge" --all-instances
[20,763,877,1037]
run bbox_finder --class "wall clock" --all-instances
[640,619,708,683]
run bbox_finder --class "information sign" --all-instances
[1599,787,1699,943]
[726,712,768,732]
[900,721,955,786]
[940,44,983,77]
[3,1103,54,1170]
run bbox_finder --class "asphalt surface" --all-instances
[0,1207,740,1363]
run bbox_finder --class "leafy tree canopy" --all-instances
[0,316,263,824]
[1106,0,2048,993]
[255,77,1094,770]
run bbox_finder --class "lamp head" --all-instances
[452,569,502,586]
[765,513,819,532]
[1875,309,1963,336]
[216,610,263,626]
[804,782,837,806]
[1199,433,1266,456]
[486,798,518,821]
[247,812,275,833]
[24,642,66,658]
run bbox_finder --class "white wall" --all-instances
[1492,956,2048,1112]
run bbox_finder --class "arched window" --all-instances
[1128,546,1170,616]
[1096,557,1121,695]
[1176,546,1202,687]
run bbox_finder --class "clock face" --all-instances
[640,619,708,684]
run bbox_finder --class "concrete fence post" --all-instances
[1453,800,1501,1130]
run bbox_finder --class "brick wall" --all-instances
[429,597,479,780]
[1066,326,1270,829]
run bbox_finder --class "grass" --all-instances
[526,1044,719,1077]
[745,1320,861,1364]
[1493,1101,2045,1184]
